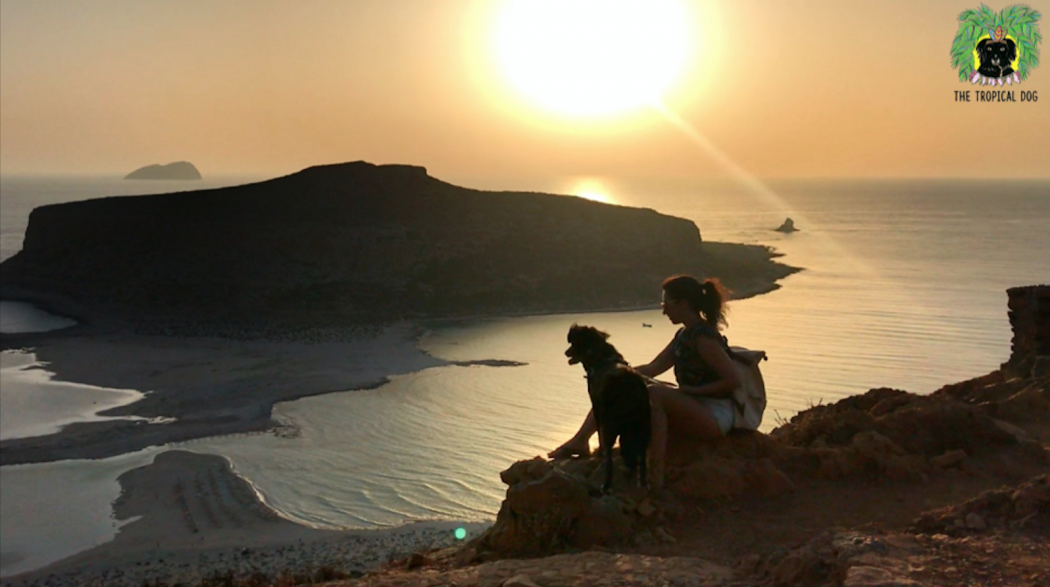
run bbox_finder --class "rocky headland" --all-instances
[1,161,796,337]
[124,161,202,180]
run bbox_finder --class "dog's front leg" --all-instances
[594,414,611,492]
[602,435,615,494]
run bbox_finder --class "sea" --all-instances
[1,174,1048,576]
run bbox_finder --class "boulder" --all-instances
[911,475,1049,536]
[475,461,591,556]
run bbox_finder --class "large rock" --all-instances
[771,387,1022,458]
[477,459,592,556]
[0,161,796,334]
[471,439,798,559]
[1005,284,1050,377]
[911,474,1050,536]
[124,161,202,180]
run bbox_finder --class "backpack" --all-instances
[727,347,768,430]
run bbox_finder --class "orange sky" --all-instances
[1,0,1047,180]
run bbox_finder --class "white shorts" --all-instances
[695,397,734,435]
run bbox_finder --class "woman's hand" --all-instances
[634,339,675,378]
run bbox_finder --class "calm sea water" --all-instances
[1,175,1048,575]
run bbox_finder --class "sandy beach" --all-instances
[1,450,490,586]
[0,323,453,465]
[0,320,515,584]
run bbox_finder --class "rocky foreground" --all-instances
[331,286,1049,587]
[3,287,1045,587]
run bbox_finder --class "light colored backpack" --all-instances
[727,347,768,430]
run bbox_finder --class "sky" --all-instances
[1,0,1048,181]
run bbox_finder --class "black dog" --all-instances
[976,38,1017,78]
[565,324,652,493]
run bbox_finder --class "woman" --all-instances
[548,275,740,487]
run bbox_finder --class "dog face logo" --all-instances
[951,5,1041,86]
[976,35,1018,77]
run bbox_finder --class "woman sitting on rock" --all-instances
[548,274,740,488]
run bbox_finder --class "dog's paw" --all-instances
[547,444,590,459]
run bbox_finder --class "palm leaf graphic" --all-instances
[952,4,1041,82]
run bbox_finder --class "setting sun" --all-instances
[568,178,616,204]
[492,0,692,118]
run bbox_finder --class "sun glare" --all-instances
[569,179,615,204]
[492,0,692,118]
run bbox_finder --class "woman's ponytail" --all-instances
[699,279,728,329]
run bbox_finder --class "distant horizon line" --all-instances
[2,171,1049,183]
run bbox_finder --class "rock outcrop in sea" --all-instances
[775,217,798,232]
[124,161,202,180]
[1,162,796,335]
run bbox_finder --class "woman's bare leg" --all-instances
[647,383,723,489]
[548,410,597,458]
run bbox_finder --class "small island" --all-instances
[124,161,201,180]
[775,217,799,233]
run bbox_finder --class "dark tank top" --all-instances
[672,323,731,388]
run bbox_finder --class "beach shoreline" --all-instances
[0,322,449,466]
[0,450,491,586]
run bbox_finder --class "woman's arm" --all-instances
[633,339,676,378]
[677,337,741,398]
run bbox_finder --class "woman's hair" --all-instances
[662,275,730,328]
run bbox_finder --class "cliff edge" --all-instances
[1,162,796,335]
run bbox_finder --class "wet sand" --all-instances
[0,323,496,583]
[1,450,489,586]
[0,324,447,465]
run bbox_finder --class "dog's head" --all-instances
[977,38,1018,73]
[565,324,612,366]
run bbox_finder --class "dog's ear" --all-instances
[571,323,588,342]
[582,326,610,340]
[1006,39,1017,61]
